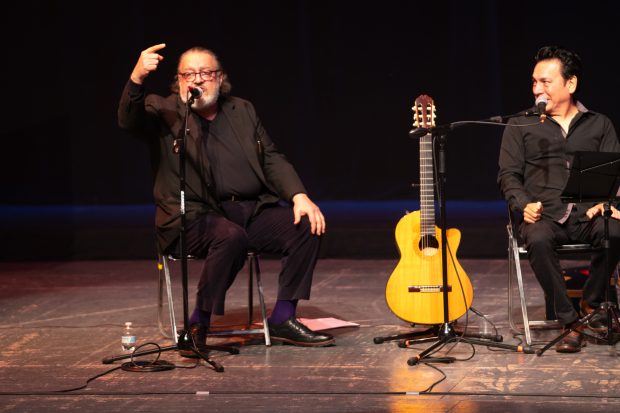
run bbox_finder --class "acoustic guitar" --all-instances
[385,95,473,325]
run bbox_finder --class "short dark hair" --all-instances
[534,46,582,94]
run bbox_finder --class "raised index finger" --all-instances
[145,43,166,53]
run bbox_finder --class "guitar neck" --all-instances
[419,133,436,236]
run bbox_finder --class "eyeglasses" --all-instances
[178,70,220,81]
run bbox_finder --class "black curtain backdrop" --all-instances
[2,0,620,206]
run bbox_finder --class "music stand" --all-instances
[537,150,620,356]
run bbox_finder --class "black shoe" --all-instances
[179,323,209,358]
[580,300,608,334]
[555,328,586,353]
[269,317,335,347]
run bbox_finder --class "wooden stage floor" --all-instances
[1,258,620,412]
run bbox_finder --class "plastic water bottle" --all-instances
[121,322,136,352]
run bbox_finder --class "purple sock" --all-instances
[189,307,211,329]
[268,299,298,325]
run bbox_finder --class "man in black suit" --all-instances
[118,43,334,348]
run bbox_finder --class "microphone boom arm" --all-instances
[409,110,541,138]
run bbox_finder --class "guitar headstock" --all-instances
[412,95,436,129]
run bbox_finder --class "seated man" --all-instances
[118,43,335,348]
[498,45,620,353]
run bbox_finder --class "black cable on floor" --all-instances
[43,342,206,393]
[418,362,448,393]
[119,342,176,373]
[55,365,124,393]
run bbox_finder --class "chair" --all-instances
[506,209,603,346]
[157,251,271,346]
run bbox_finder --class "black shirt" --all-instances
[498,104,620,221]
[201,112,264,200]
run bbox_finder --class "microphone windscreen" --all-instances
[189,86,203,98]
[535,95,548,110]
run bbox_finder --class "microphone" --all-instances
[535,96,548,123]
[188,86,203,99]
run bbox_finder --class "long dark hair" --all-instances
[169,47,232,96]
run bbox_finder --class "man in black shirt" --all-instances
[119,44,335,349]
[498,46,620,353]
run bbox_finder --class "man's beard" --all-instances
[192,88,220,111]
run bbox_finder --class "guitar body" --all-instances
[385,209,473,325]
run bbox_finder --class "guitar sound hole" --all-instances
[418,235,439,256]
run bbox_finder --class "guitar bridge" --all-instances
[408,285,452,293]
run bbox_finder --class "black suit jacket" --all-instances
[118,80,306,250]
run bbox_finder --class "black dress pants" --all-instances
[521,209,620,326]
[172,201,321,315]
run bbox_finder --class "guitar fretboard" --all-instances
[412,95,437,241]
[419,133,436,237]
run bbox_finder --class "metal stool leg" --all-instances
[157,254,178,343]
[507,220,566,346]
[249,252,271,346]
[511,236,533,346]
[507,225,523,338]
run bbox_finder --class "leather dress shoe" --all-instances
[190,323,208,347]
[555,326,586,353]
[269,317,335,347]
[179,323,209,357]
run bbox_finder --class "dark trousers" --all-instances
[521,209,620,326]
[171,201,320,315]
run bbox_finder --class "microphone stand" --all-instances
[102,91,238,372]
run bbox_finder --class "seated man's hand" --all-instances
[586,203,620,220]
[523,201,543,224]
[292,193,326,235]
